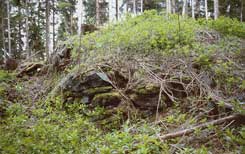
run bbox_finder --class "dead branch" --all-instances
[17,62,44,77]
[159,114,245,140]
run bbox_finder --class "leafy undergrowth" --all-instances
[0,96,245,154]
[1,102,244,154]
[1,11,245,154]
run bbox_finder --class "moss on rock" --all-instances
[83,86,113,96]
[135,84,159,95]
[92,92,121,107]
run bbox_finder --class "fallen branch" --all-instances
[159,114,245,140]
[17,63,44,77]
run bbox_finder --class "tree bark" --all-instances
[26,0,30,59]
[116,0,118,20]
[52,0,55,52]
[70,12,73,35]
[214,0,219,20]
[172,0,176,14]
[7,0,12,58]
[192,0,195,19]
[1,8,6,62]
[196,0,201,18]
[133,0,136,15]
[96,0,100,25]
[241,0,243,22]
[78,0,84,65]
[140,0,143,13]
[159,114,244,140]
[37,0,40,28]
[45,0,50,60]
[18,4,22,58]
[205,0,208,20]
[182,0,187,16]
[166,0,171,14]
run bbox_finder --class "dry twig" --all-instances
[159,114,244,141]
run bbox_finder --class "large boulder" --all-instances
[54,69,187,111]
[60,70,117,107]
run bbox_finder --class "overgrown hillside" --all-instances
[0,11,245,154]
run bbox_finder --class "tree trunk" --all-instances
[133,0,136,15]
[140,0,143,13]
[1,9,6,62]
[18,5,22,58]
[78,0,84,65]
[241,0,243,22]
[37,0,40,28]
[70,12,73,34]
[192,0,195,19]
[26,0,30,59]
[205,0,208,20]
[7,0,12,58]
[214,0,219,20]
[172,0,176,14]
[52,0,55,52]
[116,0,118,20]
[96,0,100,25]
[166,0,171,14]
[182,0,187,16]
[45,0,50,60]
[225,0,231,17]
[196,0,201,18]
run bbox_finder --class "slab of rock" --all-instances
[54,69,187,111]
[92,92,121,107]
[62,71,112,94]
[129,84,166,110]
[57,70,120,107]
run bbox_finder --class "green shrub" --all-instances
[70,10,199,60]
[205,16,245,38]
[0,103,166,154]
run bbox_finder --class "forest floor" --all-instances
[0,12,245,154]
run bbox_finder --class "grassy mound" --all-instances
[1,11,245,153]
